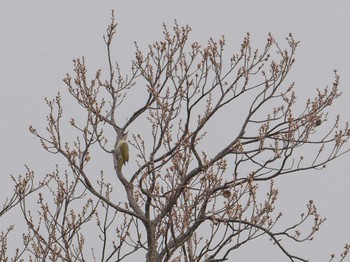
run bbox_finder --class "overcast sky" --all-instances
[1,1,350,261]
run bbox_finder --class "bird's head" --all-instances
[121,131,128,140]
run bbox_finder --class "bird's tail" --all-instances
[117,159,123,171]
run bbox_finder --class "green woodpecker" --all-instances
[114,132,129,171]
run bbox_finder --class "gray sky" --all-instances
[1,1,350,261]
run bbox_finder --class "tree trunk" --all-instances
[146,223,158,262]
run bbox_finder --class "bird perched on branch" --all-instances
[114,131,129,171]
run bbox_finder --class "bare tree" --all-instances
[2,11,350,262]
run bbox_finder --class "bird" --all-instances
[114,131,129,171]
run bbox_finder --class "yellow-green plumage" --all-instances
[115,132,129,171]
